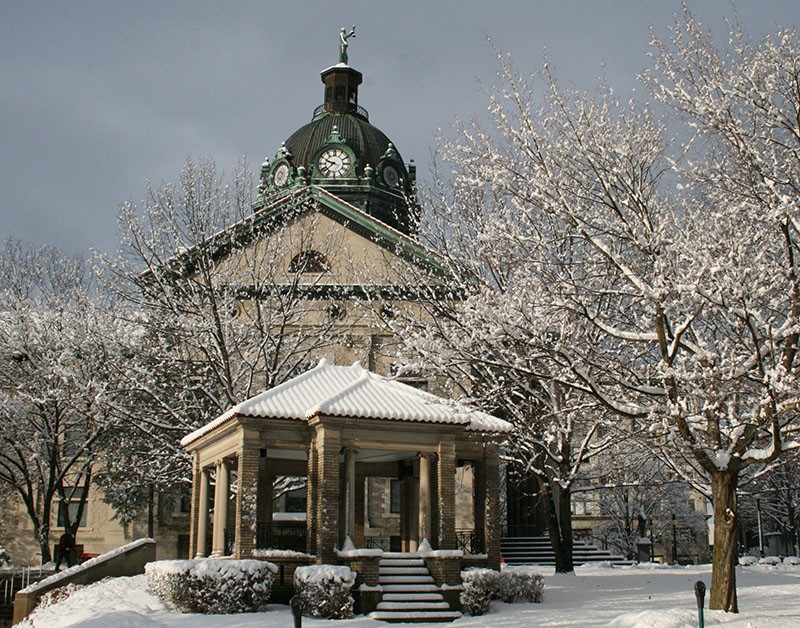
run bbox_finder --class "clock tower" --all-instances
[254,36,419,234]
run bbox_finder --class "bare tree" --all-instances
[593,453,706,561]
[98,157,351,513]
[0,240,124,561]
[403,11,800,611]
[386,165,618,573]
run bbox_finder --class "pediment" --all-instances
[196,186,451,292]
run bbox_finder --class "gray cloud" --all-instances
[2,1,797,255]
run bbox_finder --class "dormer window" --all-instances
[289,250,330,274]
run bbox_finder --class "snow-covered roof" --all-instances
[181,359,512,447]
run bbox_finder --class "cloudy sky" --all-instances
[2,1,798,256]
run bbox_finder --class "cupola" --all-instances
[254,28,419,235]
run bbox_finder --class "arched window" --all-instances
[289,250,330,274]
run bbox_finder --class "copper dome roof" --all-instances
[284,110,404,177]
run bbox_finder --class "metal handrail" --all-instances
[312,104,369,120]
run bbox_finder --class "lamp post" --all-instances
[755,493,765,558]
[672,513,678,564]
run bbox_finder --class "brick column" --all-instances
[437,437,457,550]
[211,459,230,556]
[235,446,260,558]
[484,442,501,569]
[195,468,210,557]
[315,424,341,563]
[344,447,358,542]
[257,449,271,534]
[306,442,318,555]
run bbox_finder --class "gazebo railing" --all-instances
[256,523,307,552]
[456,529,484,554]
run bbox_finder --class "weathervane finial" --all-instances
[339,25,356,64]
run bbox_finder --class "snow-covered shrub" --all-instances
[0,546,11,567]
[738,555,757,566]
[460,568,499,615]
[758,555,781,566]
[497,568,544,603]
[35,583,83,609]
[783,556,800,566]
[145,559,276,614]
[293,564,355,619]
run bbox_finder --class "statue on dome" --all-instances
[339,25,356,64]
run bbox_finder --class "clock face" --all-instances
[318,148,351,178]
[272,162,290,187]
[383,165,400,188]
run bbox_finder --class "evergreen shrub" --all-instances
[145,559,276,614]
[460,568,499,615]
[497,568,544,603]
[293,564,355,619]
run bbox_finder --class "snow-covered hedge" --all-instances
[783,556,800,566]
[293,564,355,619]
[145,558,277,614]
[738,555,758,566]
[497,568,544,603]
[460,567,544,614]
[758,555,781,566]
[460,568,499,615]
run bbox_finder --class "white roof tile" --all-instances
[181,359,511,447]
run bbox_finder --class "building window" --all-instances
[390,479,401,514]
[63,420,88,459]
[285,488,307,513]
[289,250,330,274]
[58,486,87,528]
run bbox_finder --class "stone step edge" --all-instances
[382,592,445,602]
[370,611,463,619]
[377,601,452,611]
[381,583,440,593]
[380,576,435,584]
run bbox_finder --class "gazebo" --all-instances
[181,359,512,568]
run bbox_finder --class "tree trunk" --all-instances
[710,470,739,612]
[541,480,574,573]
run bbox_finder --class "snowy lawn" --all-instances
[17,563,800,627]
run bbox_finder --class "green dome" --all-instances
[284,110,405,178]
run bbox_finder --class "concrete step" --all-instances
[377,601,452,611]
[500,535,635,566]
[381,583,440,593]
[379,575,435,585]
[380,566,430,576]
[382,592,445,602]
[380,558,426,567]
[370,610,462,623]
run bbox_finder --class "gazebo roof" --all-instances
[181,359,512,447]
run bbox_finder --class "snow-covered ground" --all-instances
[17,562,800,627]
